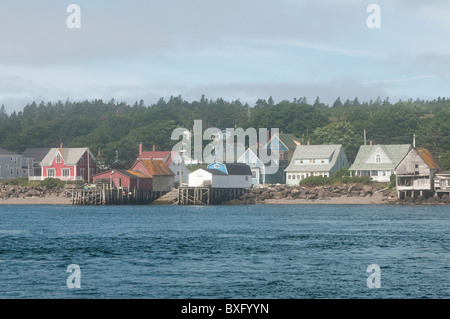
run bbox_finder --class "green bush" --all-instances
[1,177,30,187]
[39,178,66,189]
[389,174,396,189]
[340,176,373,184]
[299,176,333,186]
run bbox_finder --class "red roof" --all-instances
[416,148,441,170]
[138,151,173,166]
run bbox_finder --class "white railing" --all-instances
[28,176,85,181]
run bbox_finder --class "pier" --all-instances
[67,187,166,205]
[178,186,247,205]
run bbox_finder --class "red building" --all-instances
[92,169,152,190]
[39,147,98,182]
[130,159,174,192]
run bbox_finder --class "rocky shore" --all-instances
[223,183,450,205]
[0,185,71,205]
[0,183,448,206]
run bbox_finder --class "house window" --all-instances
[80,157,85,165]
[296,175,300,179]
[16,168,19,175]
[47,169,55,177]
[56,153,61,163]
[245,176,248,181]
[252,161,256,167]
[214,164,219,169]
[376,154,381,163]
[321,159,325,163]
[80,168,85,179]
[62,168,70,178]
[415,164,419,169]
[10,168,13,175]
[447,180,450,187]
[371,170,378,176]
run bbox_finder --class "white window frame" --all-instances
[47,168,55,178]
[376,154,381,163]
[62,168,70,178]
[56,153,61,164]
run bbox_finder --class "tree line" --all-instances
[0,95,449,169]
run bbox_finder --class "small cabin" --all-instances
[188,162,252,188]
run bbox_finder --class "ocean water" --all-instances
[0,204,448,299]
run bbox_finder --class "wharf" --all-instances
[178,186,247,205]
[67,187,166,205]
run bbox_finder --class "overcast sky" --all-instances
[1,0,450,112]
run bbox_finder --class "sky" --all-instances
[1,0,450,113]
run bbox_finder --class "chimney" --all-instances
[60,142,63,149]
[307,140,310,145]
[139,143,143,155]
[370,140,373,146]
[153,144,156,152]
[281,131,283,134]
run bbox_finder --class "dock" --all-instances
[67,187,166,205]
[178,186,247,205]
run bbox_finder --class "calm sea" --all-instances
[0,204,448,299]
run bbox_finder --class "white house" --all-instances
[188,162,252,188]
[284,144,349,185]
[237,148,265,185]
[349,144,412,182]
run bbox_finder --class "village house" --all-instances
[92,169,152,191]
[22,148,52,180]
[39,147,98,182]
[264,133,303,184]
[188,162,252,188]
[237,148,265,185]
[284,144,349,185]
[137,144,190,185]
[0,148,27,180]
[129,158,175,192]
[349,143,412,182]
[396,148,442,199]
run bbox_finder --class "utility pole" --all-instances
[364,129,367,146]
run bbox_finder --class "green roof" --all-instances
[349,144,411,171]
[278,134,303,150]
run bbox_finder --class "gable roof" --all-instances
[125,170,152,179]
[285,144,345,172]
[0,148,21,156]
[349,144,411,171]
[138,159,175,176]
[204,168,228,175]
[416,148,441,170]
[266,133,303,151]
[237,148,264,165]
[40,148,94,166]
[224,163,252,175]
[22,148,52,163]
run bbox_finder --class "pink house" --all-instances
[39,147,98,182]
